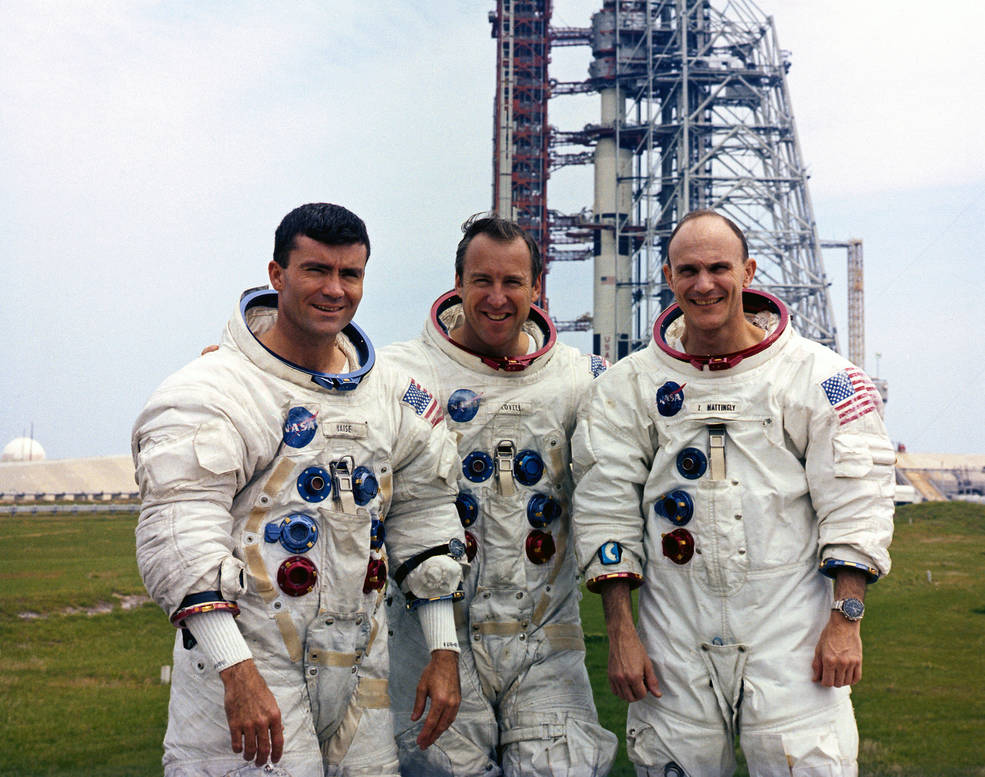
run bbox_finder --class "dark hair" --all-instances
[273,203,370,267]
[455,214,542,280]
[666,209,748,264]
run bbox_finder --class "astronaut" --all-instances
[571,210,895,777]
[133,204,466,777]
[382,215,618,777]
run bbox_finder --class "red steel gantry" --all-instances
[490,1,553,308]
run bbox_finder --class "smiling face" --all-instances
[264,234,366,369]
[663,214,757,354]
[452,233,542,358]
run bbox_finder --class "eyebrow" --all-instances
[468,271,527,282]
[674,260,732,271]
[299,260,363,273]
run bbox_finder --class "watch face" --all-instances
[447,538,466,560]
[842,598,865,619]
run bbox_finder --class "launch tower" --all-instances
[490,0,841,363]
[581,0,838,360]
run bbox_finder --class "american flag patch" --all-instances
[820,367,881,426]
[401,379,443,426]
[590,354,609,378]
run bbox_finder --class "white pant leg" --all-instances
[498,634,617,777]
[741,697,859,777]
[322,704,400,777]
[320,604,401,777]
[386,596,500,777]
[621,657,858,777]
[163,633,323,777]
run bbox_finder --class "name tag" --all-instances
[324,421,368,439]
[693,401,742,416]
[497,401,527,416]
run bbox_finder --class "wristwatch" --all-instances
[832,597,865,621]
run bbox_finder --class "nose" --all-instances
[320,272,344,298]
[693,269,715,293]
[489,282,512,306]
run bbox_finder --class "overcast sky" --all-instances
[2,1,983,459]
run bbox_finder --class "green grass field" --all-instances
[1,503,982,776]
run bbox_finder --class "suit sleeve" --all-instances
[571,362,655,592]
[132,380,259,618]
[803,363,895,580]
[383,363,466,599]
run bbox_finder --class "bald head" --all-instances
[662,211,760,355]
[666,209,748,267]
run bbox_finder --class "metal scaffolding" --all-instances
[556,0,840,359]
[489,0,841,362]
[822,239,864,367]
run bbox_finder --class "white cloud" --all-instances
[766,0,985,195]
[1,0,981,456]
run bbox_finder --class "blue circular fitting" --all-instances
[369,517,385,550]
[455,492,479,527]
[654,489,694,526]
[527,493,562,528]
[676,447,707,480]
[352,466,379,506]
[463,451,494,483]
[274,513,319,553]
[297,467,331,502]
[513,449,544,486]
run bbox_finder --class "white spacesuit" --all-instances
[572,290,895,777]
[133,290,466,777]
[382,291,618,777]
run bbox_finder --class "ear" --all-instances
[742,257,757,288]
[662,261,674,291]
[532,273,542,302]
[268,260,284,291]
[454,273,463,295]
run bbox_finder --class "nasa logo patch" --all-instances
[448,388,481,423]
[283,407,318,448]
[656,381,685,417]
[598,541,622,565]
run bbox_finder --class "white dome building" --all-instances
[2,437,46,462]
